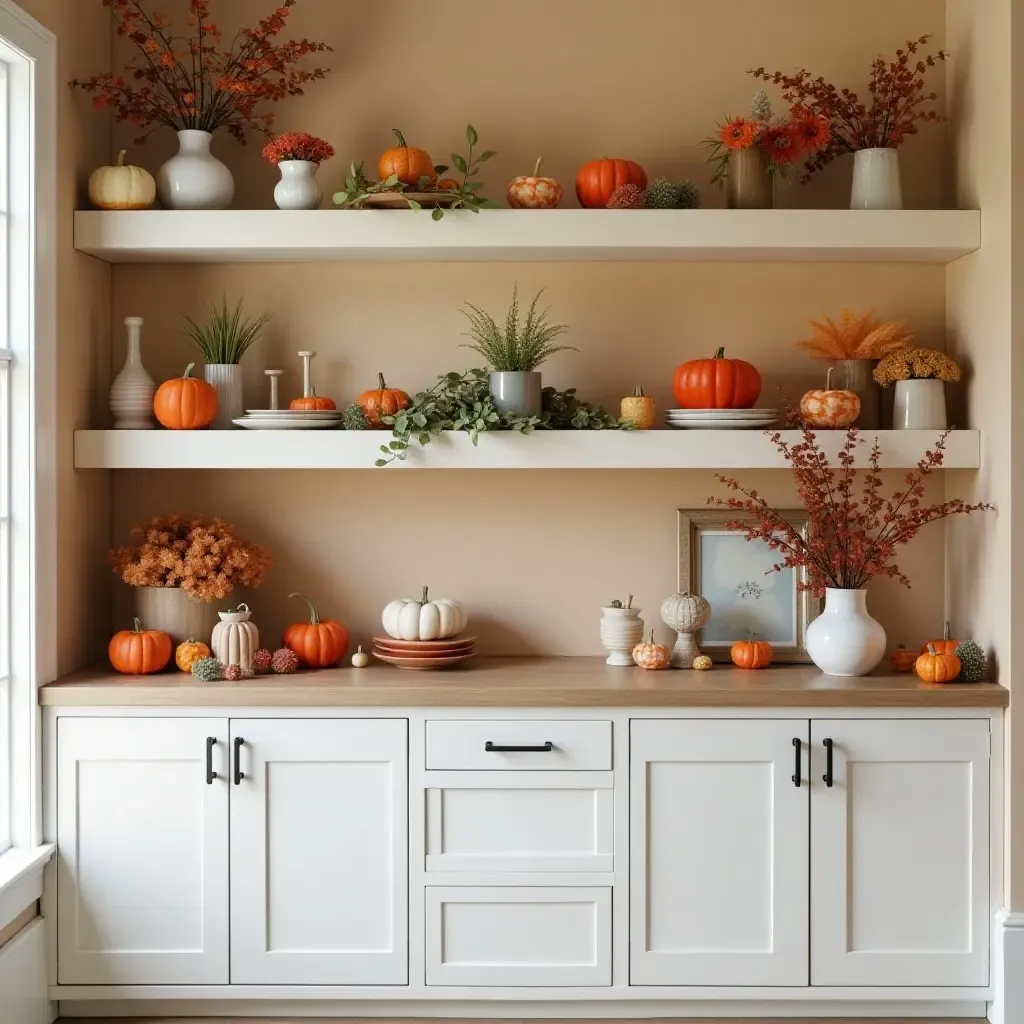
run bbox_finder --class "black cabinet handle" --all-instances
[484,741,554,753]
[791,737,802,788]
[823,737,834,787]
[206,737,218,784]
[233,736,245,785]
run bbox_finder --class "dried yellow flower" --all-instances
[872,347,962,387]
[795,309,914,360]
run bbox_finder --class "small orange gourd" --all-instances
[889,645,919,674]
[620,386,656,429]
[730,638,774,670]
[921,621,959,656]
[356,373,411,428]
[378,129,435,187]
[799,367,861,428]
[283,593,350,668]
[109,618,173,675]
[915,643,961,684]
[632,630,670,670]
[175,637,211,673]
[153,363,218,430]
[289,387,337,412]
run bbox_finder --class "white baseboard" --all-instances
[990,910,1024,1024]
[0,919,52,1024]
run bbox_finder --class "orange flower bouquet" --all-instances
[110,514,272,602]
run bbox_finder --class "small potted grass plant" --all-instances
[460,285,576,416]
[183,297,272,428]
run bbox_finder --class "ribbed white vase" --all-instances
[273,160,324,210]
[600,606,644,667]
[805,588,886,677]
[109,316,154,429]
[204,364,244,429]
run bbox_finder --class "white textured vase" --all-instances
[805,588,886,677]
[850,148,903,210]
[157,130,234,210]
[211,604,260,674]
[892,378,947,430]
[204,364,244,428]
[600,606,644,667]
[274,160,324,210]
[109,316,154,429]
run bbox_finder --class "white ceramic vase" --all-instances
[274,160,324,210]
[157,129,234,210]
[211,603,260,674]
[204,364,244,428]
[850,148,903,210]
[600,606,644,667]
[805,588,886,677]
[892,378,947,430]
[109,316,154,429]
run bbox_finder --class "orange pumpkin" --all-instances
[356,372,411,428]
[378,129,435,187]
[175,637,211,673]
[153,363,218,430]
[799,368,861,428]
[283,592,350,668]
[109,618,173,675]
[915,643,961,684]
[889,645,919,674]
[632,630,670,670]
[437,177,460,191]
[921,621,959,656]
[507,157,563,209]
[730,638,774,670]
[575,158,647,209]
[290,387,337,412]
[673,348,762,409]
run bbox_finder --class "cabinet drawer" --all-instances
[425,771,613,872]
[426,720,612,771]
[425,886,611,986]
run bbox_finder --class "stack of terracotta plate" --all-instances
[371,635,477,670]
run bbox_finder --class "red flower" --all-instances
[760,124,803,164]
[263,131,334,164]
[793,111,831,152]
[719,117,757,150]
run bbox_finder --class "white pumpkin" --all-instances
[211,603,260,674]
[382,586,467,641]
[88,150,156,211]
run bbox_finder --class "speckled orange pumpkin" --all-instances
[507,158,563,209]
[799,368,861,428]
[632,630,670,670]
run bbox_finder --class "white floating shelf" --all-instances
[74,429,981,471]
[74,209,981,264]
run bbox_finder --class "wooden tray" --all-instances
[362,191,458,210]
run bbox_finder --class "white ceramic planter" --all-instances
[805,588,886,677]
[204,363,244,428]
[211,604,260,674]
[892,378,947,430]
[274,160,324,210]
[109,316,154,429]
[850,148,903,210]
[600,606,644,667]
[157,129,234,211]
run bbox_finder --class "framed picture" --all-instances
[677,509,820,663]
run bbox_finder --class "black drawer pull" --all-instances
[485,741,554,753]
[823,737,834,788]
[233,736,245,785]
[791,737,801,788]
[206,737,218,784]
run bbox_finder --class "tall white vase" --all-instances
[274,160,324,210]
[600,606,644,667]
[805,588,886,677]
[157,129,234,210]
[109,316,154,429]
[204,364,244,428]
[850,148,903,210]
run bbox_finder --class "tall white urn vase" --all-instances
[157,129,234,210]
[805,588,886,677]
[109,316,154,429]
[600,605,644,667]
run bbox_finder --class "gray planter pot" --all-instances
[830,359,880,428]
[489,371,542,417]
[134,586,220,647]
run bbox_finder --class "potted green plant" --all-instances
[460,285,576,416]
[183,297,272,428]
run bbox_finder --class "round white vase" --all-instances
[600,606,644,667]
[274,160,324,210]
[805,588,886,677]
[850,147,903,210]
[109,316,154,429]
[157,130,234,210]
[892,378,947,430]
[204,364,244,428]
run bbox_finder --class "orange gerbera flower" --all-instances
[719,117,757,150]
[793,111,831,152]
[761,124,803,164]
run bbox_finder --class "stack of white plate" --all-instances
[666,408,778,430]
[233,409,342,430]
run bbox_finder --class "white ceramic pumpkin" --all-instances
[88,150,156,211]
[382,586,467,641]
[211,603,259,674]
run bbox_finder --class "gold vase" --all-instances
[727,148,773,210]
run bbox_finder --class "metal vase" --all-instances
[489,371,542,417]
[830,359,880,428]
[727,149,774,210]
[134,586,220,647]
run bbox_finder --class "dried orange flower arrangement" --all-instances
[794,310,914,361]
[873,348,962,386]
[110,514,271,603]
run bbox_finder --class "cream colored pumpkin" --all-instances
[382,586,467,641]
[799,367,861,428]
[89,150,156,211]
[632,630,670,670]
[351,645,369,668]
[210,603,259,674]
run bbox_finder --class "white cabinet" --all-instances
[810,719,990,987]
[229,719,408,985]
[56,718,229,985]
[630,719,809,987]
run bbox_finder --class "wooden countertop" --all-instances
[40,658,1009,708]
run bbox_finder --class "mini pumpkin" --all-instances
[283,593,350,668]
[692,655,713,671]
[153,363,218,430]
[915,643,961,684]
[378,129,435,187]
[731,638,774,670]
[175,637,211,673]
[109,618,172,675]
[633,630,670,670]
[921,621,959,656]
[507,157,563,209]
[889,645,919,674]
[620,385,656,429]
[351,645,369,668]
[290,387,337,411]
[673,348,762,410]
[356,373,411,428]
[799,367,861,428]
[88,149,156,211]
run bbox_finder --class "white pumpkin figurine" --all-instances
[89,150,156,211]
[660,592,712,668]
[351,645,369,668]
[382,586,467,641]
[211,602,260,675]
